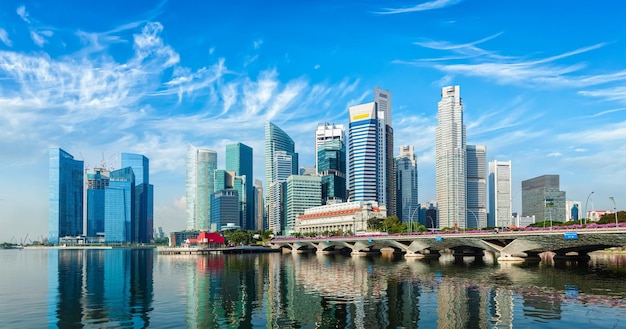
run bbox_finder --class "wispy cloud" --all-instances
[16,5,30,23]
[579,86,626,105]
[374,0,463,15]
[0,29,12,47]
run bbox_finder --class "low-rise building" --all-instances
[295,201,386,235]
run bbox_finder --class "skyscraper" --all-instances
[186,145,218,231]
[86,168,109,238]
[49,148,84,244]
[285,175,322,235]
[436,85,467,229]
[265,122,298,235]
[105,167,135,243]
[315,122,345,170]
[210,189,240,229]
[254,179,265,231]
[348,87,394,211]
[466,145,487,229]
[318,139,346,203]
[226,143,254,230]
[395,145,418,225]
[489,160,512,228]
[121,153,153,243]
[521,175,566,222]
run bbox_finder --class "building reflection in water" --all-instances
[48,249,154,328]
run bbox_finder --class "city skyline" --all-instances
[2,1,626,242]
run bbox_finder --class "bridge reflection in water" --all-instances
[270,228,626,262]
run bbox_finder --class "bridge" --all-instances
[269,227,626,261]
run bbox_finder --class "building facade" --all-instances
[186,145,218,231]
[436,85,467,229]
[225,143,255,230]
[295,201,387,235]
[315,122,345,170]
[104,167,135,243]
[210,189,240,229]
[86,168,110,238]
[466,145,487,229]
[285,175,322,236]
[488,160,512,228]
[121,153,153,243]
[521,175,566,222]
[318,139,346,203]
[49,148,84,244]
[395,145,418,225]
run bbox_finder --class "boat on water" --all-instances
[0,245,24,250]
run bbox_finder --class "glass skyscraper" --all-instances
[49,148,84,244]
[395,145,418,225]
[186,145,218,231]
[210,189,240,229]
[121,153,153,243]
[226,143,255,230]
[466,145,487,229]
[436,85,467,229]
[265,122,298,196]
[318,139,346,203]
[105,167,135,243]
[86,168,110,238]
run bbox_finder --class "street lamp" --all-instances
[584,191,594,226]
[409,206,420,234]
[609,197,618,228]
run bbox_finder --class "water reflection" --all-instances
[41,249,626,328]
[48,249,153,328]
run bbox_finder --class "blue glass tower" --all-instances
[317,139,346,203]
[348,103,379,202]
[49,148,84,244]
[226,143,254,230]
[105,167,135,243]
[121,153,154,243]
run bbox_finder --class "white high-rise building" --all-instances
[315,122,345,169]
[348,87,394,213]
[396,145,418,225]
[488,160,512,228]
[186,145,217,231]
[436,85,467,229]
[466,145,487,228]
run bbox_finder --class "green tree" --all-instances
[383,216,406,234]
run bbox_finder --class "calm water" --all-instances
[1,248,626,328]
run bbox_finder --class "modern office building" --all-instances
[104,167,135,243]
[348,87,394,213]
[418,202,438,229]
[121,153,153,243]
[254,179,265,231]
[466,145,487,229]
[86,168,110,238]
[488,160,512,228]
[225,143,255,230]
[315,122,345,169]
[265,122,298,198]
[395,145,418,225]
[285,175,322,235]
[566,200,582,221]
[210,189,240,229]
[49,148,84,244]
[521,175,566,222]
[186,145,218,231]
[268,151,294,235]
[436,85,467,229]
[318,139,346,203]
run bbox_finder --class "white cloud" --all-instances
[30,31,47,47]
[16,5,30,23]
[0,29,12,46]
[374,0,462,15]
[253,39,263,49]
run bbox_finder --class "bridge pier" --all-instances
[553,251,590,261]
[404,251,425,259]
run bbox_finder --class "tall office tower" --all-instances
[375,88,396,218]
[268,151,293,235]
[395,145,418,225]
[49,148,84,244]
[521,175,566,222]
[315,122,345,169]
[348,88,394,212]
[436,85,467,229]
[265,122,298,234]
[186,145,218,231]
[254,179,265,231]
[466,145,487,229]
[121,153,153,243]
[210,189,240,229]
[226,143,255,230]
[86,168,110,238]
[418,202,438,229]
[488,160,512,228]
[104,167,135,243]
[285,175,322,235]
[318,139,346,203]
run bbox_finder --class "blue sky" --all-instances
[1,0,625,242]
